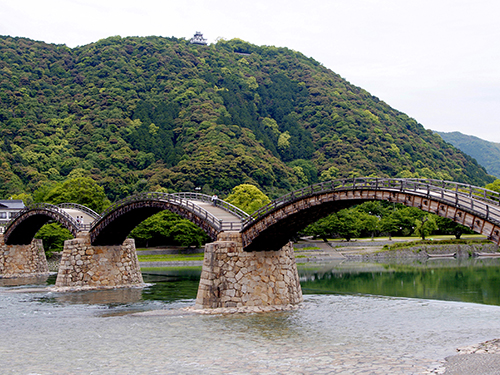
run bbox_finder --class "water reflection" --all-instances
[299,258,500,306]
[49,288,144,305]
[141,268,201,302]
[3,259,500,308]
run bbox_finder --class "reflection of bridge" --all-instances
[1,178,500,309]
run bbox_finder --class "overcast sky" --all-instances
[1,0,499,142]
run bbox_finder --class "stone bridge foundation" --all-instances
[54,233,145,290]
[195,232,303,309]
[0,235,49,278]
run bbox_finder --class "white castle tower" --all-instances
[190,31,208,45]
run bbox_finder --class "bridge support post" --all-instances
[195,232,303,310]
[0,235,49,278]
[54,233,145,290]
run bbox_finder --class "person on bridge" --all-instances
[211,194,218,206]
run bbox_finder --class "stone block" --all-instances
[54,233,144,290]
[195,236,302,309]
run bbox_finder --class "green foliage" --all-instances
[414,215,439,240]
[9,192,33,205]
[129,211,210,248]
[303,201,476,241]
[299,260,500,305]
[0,35,494,202]
[437,131,500,179]
[486,179,500,193]
[34,223,73,256]
[434,216,474,239]
[38,177,111,212]
[225,184,271,214]
[169,221,208,248]
[302,208,364,241]
[331,209,363,241]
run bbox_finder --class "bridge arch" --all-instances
[4,203,80,245]
[89,192,224,246]
[241,178,500,251]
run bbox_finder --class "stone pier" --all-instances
[54,232,145,291]
[195,232,303,310]
[0,235,49,278]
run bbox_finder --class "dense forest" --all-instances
[436,131,500,179]
[0,35,494,202]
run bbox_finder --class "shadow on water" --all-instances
[0,272,59,287]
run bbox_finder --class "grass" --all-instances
[295,246,321,251]
[380,238,492,252]
[325,234,487,242]
[137,253,204,262]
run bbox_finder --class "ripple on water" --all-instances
[1,288,500,374]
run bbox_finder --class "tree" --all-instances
[169,221,208,248]
[389,206,424,236]
[9,193,33,206]
[129,210,210,248]
[333,209,362,241]
[225,184,271,214]
[302,215,335,242]
[435,216,473,239]
[357,210,379,239]
[130,211,172,247]
[303,209,362,242]
[41,177,111,213]
[34,223,73,257]
[379,214,399,240]
[486,179,500,193]
[414,215,438,240]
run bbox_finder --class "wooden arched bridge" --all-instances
[3,178,500,250]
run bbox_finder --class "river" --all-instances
[2,258,500,374]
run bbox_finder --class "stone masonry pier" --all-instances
[0,235,49,278]
[53,232,145,291]
[195,232,303,309]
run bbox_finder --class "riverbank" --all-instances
[294,237,499,263]
[428,339,500,374]
[46,237,499,271]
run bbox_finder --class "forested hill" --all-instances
[435,131,500,179]
[0,35,494,201]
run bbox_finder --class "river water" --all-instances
[2,259,500,374]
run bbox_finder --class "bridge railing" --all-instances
[4,202,88,233]
[395,178,500,204]
[93,192,224,231]
[242,177,500,227]
[57,203,101,220]
[172,192,250,220]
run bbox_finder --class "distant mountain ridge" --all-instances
[0,35,494,201]
[435,131,500,179]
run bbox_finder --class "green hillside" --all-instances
[0,35,494,201]
[435,131,500,179]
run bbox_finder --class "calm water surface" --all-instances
[2,259,500,374]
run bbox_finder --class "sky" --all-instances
[1,0,499,142]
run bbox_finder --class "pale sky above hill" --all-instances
[1,0,499,142]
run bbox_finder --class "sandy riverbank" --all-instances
[294,238,499,262]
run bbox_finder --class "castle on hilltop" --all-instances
[190,31,207,45]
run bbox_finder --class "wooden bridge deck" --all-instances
[190,200,243,232]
